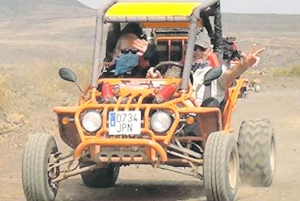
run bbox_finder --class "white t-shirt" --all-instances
[192,65,227,106]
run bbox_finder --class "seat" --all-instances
[207,51,220,68]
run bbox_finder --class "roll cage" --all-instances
[91,0,219,90]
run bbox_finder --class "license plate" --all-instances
[108,111,141,135]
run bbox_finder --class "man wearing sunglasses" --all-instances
[192,30,217,71]
[147,31,265,108]
[192,31,265,107]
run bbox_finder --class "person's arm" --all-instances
[212,1,224,60]
[146,67,162,78]
[200,1,223,63]
[218,44,266,89]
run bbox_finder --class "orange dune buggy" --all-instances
[21,1,276,201]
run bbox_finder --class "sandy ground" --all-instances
[1,3,300,201]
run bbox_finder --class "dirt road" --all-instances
[1,78,300,201]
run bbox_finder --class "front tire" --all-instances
[238,119,276,187]
[22,133,59,201]
[204,131,239,201]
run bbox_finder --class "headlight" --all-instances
[150,111,172,133]
[82,111,102,132]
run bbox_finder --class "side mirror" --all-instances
[59,68,77,83]
[58,68,84,93]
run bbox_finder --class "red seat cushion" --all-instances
[208,52,220,68]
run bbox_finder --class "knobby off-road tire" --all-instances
[22,133,59,201]
[204,131,239,201]
[238,119,276,187]
[80,161,120,188]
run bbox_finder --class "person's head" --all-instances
[114,33,139,56]
[113,34,140,76]
[114,33,150,73]
[193,31,212,62]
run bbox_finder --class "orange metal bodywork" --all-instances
[222,78,248,131]
[54,26,247,166]
[54,77,247,165]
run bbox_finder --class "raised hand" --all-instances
[231,44,266,68]
[146,67,162,78]
[221,44,266,89]
[133,39,149,56]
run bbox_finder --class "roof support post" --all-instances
[180,0,219,90]
[91,0,117,88]
[180,15,198,91]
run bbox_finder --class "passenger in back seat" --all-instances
[104,22,147,62]
[200,0,224,64]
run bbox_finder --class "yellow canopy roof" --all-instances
[104,2,201,22]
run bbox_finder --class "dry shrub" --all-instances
[0,74,14,115]
[1,60,90,117]
[273,64,300,77]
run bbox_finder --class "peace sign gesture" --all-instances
[231,44,266,68]
[221,44,266,89]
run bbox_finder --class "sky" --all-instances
[77,0,300,14]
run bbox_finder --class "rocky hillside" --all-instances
[0,0,299,69]
[0,0,92,19]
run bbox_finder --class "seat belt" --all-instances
[203,84,212,101]
[202,67,222,101]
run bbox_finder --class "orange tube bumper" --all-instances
[74,138,168,162]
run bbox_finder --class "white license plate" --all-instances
[108,111,141,135]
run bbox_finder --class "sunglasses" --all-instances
[194,46,207,52]
[120,48,138,54]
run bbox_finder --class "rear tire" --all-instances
[204,131,239,201]
[22,133,59,201]
[238,119,276,187]
[80,161,120,188]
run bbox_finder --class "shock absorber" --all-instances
[101,82,116,103]
[154,83,178,103]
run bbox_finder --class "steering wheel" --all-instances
[152,61,184,77]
